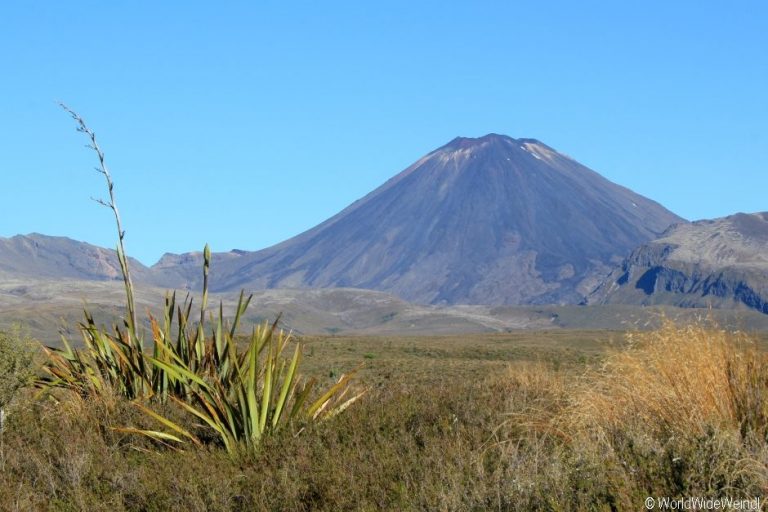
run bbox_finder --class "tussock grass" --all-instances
[568,321,768,440]
[552,321,768,506]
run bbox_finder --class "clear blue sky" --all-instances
[1,1,766,265]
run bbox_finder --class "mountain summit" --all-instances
[167,134,683,304]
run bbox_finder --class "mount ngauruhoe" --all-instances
[156,134,682,304]
[1,134,684,306]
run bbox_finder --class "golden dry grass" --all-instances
[567,321,768,439]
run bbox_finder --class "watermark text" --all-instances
[645,496,762,510]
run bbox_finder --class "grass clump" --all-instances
[554,321,768,506]
[569,320,768,439]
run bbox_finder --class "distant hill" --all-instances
[0,233,158,283]
[590,212,768,313]
[158,134,683,305]
[3,277,768,344]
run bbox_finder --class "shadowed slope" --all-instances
[591,212,768,313]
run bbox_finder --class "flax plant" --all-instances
[38,106,363,456]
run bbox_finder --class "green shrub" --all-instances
[0,327,36,412]
[0,327,37,470]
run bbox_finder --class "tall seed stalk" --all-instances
[59,104,139,340]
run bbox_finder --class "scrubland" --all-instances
[0,322,765,511]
